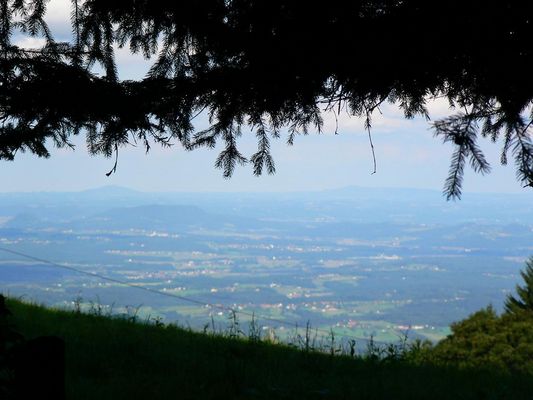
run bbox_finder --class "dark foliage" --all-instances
[505,257,533,316]
[0,296,65,399]
[429,306,533,374]
[1,1,533,197]
[427,259,533,374]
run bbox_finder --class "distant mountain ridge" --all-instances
[0,185,532,227]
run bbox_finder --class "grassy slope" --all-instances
[6,298,533,400]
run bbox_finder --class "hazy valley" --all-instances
[1,186,532,344]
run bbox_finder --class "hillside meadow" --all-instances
[2,297,533,399]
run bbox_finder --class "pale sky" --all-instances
[0,0,529,195]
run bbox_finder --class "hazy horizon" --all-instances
[0,182,531,197]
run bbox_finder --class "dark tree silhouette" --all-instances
[1,1,532,198]
[505,258,533,316]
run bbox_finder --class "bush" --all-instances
[426,259,533,374]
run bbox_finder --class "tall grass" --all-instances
[4,297,533,400]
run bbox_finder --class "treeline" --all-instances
[418,258,533,374]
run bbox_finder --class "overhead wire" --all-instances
[0,246,397,345]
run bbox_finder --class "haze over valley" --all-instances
[1,186,531,344]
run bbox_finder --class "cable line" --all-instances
[0,246,394,345]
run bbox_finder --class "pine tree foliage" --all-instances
[505,258,533,316]
[434,113,491,200]
[1,1,533,198]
